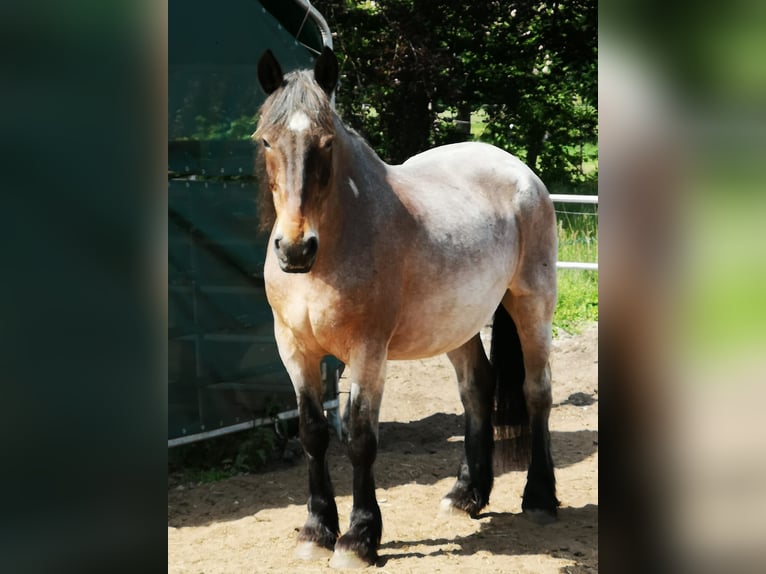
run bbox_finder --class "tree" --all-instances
[323,0,597,183]
[474,1,597,182]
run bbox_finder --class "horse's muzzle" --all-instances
[274,233,318,273]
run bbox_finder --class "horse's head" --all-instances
[255,47,339,273]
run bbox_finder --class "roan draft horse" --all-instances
[255,47,559,568]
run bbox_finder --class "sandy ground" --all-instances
[168,322,598,573]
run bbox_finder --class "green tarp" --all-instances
[168,0,328,441]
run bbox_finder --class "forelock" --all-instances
[254,70,334,138]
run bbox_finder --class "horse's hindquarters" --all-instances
[385,144,539,359]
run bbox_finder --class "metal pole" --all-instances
[168,399,340,448]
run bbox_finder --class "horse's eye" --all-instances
[321,137,333,151]
[262,138,271,149]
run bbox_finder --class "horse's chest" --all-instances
[265,269,371,359]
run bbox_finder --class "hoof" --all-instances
[295,540,333,561]
[438,497,467,518]
[523,508,558,525]
[439,491,485,518]
[329,549,371,569]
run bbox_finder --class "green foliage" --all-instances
[169,426,285,484]
[174,114,256,142]
[232,426,277,471]
[325,0,597,185]
[169,2,598,186]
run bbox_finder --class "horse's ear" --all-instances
[314,46,338,97]
[258,50,284,95]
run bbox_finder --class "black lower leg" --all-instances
[446,412,494,516]
[335,406,381,565]
[297,393,339,549]
[521,415,559,516]
[446,350,495,517]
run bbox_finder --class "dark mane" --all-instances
[254,70,336,234]
[254,148,275,235]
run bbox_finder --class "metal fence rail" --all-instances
[550,193,598,271]
[550,194,599,204]
[168,398,340,447]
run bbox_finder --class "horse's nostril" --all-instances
[274,236,282,250]
[304,236,318,257]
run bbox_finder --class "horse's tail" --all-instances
[490,303,531,473]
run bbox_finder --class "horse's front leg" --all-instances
[273,318,339,559]
[330,347,386,568]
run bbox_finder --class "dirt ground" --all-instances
[168,322,598,573]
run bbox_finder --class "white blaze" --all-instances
[288,111,311,133]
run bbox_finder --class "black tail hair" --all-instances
[491,303,531,473]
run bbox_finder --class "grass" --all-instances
[553,195,599,335]
[555,230,598,335]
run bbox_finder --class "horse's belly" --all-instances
[387,263,511,360]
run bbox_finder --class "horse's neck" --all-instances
[322,123,402,243]
[336,122,390,203]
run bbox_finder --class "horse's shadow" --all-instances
[378,503,598,571]
[168,411,597,530]
[322,412,597,494]
[374,412,598,486]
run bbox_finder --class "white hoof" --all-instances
[329,549,370,569]
[295,541,333,561]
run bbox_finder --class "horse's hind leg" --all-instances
[501,285,559,523]
[442,334,495,517]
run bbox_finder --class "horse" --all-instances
[254,47,559,568]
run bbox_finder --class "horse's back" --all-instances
[399,142,549,213]
[394,141,552,250]
[402,141,519,167]
[402,141,540,181]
